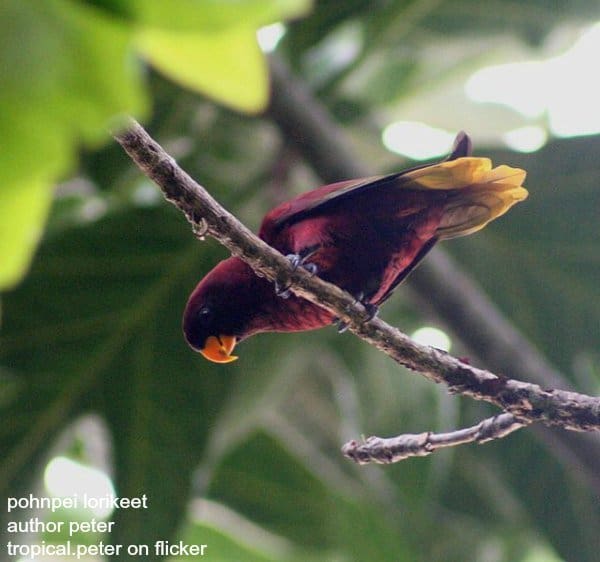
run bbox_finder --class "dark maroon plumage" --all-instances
[183,132,527,363]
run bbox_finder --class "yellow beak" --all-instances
[200,335,238,363]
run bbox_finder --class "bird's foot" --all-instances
[274,280,292,299]
[285,253,319,275]
[362,302,379,321]
[332,294,378,333]
[352,292,379,321]
[333,317,350,333]
[275,251,319,299]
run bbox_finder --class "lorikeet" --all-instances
[183,132,527,363]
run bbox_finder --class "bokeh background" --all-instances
[1,1,599,561]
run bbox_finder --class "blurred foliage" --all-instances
[452,138,600,375]
[0,0,309,290]
[1,1,600,562]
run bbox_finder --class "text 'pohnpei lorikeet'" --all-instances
[183,132,527,363]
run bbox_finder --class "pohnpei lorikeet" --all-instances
[183,132,527,363]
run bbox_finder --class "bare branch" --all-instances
[342,413,529,464]
[114,119,600,440]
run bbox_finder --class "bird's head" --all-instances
[183,301,239,363]
[183,257,266,363]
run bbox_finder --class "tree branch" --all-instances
[114,119,600,445]
[342,413,529,464]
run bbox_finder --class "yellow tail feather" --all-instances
[405,157,528,238]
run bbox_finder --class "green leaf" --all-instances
[136,26,268,113]
[0,179,53,289]
[88,0,312,31]
[0,0,312,287]
[0,0,147,289]
[134,0,312,113]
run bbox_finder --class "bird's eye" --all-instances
[198,306,211,318]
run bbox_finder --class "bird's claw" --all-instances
[333,294,378,333]
[286,253,302,269]
[352,292,379,321]
[274,280,292,299]
[275,253,318,299]
[302,262,319,275]
[285,253,318,275]
[333,317,350,333]
[362,302,379,321]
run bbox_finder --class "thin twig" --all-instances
[114,119,600,439]
[342,414,530,464]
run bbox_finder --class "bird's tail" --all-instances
[404,156,528,239]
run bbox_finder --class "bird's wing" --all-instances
[259,131,526,242]
[259,132,473,240]
[375,236,439,305]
